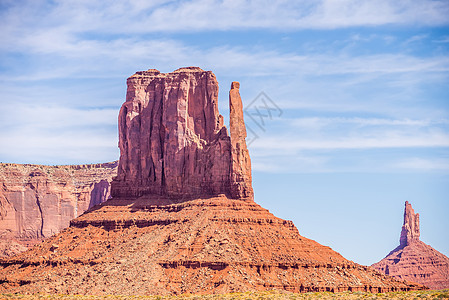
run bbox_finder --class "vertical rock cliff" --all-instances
[0,162,117,257]
[111,67,253,200]
[372,201,449,290]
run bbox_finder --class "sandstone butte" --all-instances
[0,162,118,257]
[372,201,449,290]
[0,67,425,295]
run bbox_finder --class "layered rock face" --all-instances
[111,67,253,200]
[0,67,424,295]
[0,162,117,257]
[372,202,449,290]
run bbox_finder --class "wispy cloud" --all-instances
[2,1,448,83]
[1,105,117,129]
[394,157,449,171]
[252,131,449,151]
[248,115,449,173]
[404,34,429,45]
[3,0,446,36]
[0,102,119,164]
[0,127,119,165]
[288,117,449,129]
[2,37,448,82]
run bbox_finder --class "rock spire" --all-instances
[111,67,253,200]
[400,201,420,247]
[229,82,253,199]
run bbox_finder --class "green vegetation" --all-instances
[1,290,449,299]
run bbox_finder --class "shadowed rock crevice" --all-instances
[89,180,110,209]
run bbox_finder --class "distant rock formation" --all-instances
[372,201,449,290]
[111,67,253,200]
[0,162,117,257]
[0,68,424,295]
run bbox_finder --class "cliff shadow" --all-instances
[89,180,111,209]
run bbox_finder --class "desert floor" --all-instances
[1,289,448,299]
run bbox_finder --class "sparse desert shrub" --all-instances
[437,292,449,298]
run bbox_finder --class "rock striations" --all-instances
[372,201,449,290]
[0,68,424,295]
[111,67,253,200]
[0,162,117,257]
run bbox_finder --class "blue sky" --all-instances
[0,0,448,266]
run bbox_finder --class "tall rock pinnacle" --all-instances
[111,67,253,200]
[229,82,254,199]
[400,201,420,247]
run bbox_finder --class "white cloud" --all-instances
[434,36,449,43]
[246,115,449,173]
[0,129,119,165]
[0,103,118,129]
[249,130,449,173]
[251,132,449,151]
[1,0,448,46]
[404,34,428,44]
[394,158,449,171]
[251,152,331,173]
[0,103,119,164]
[46,0,449,31]
[1,36,448,82]
[299,0,449,28]
[249,116,449,151]
[288,117,449,129]
[2,1,448,82]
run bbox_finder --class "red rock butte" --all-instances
[111,67,253,201]
[0,68,425,295]
[372,201,449,290]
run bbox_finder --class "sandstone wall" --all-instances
[0,162,117,256]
